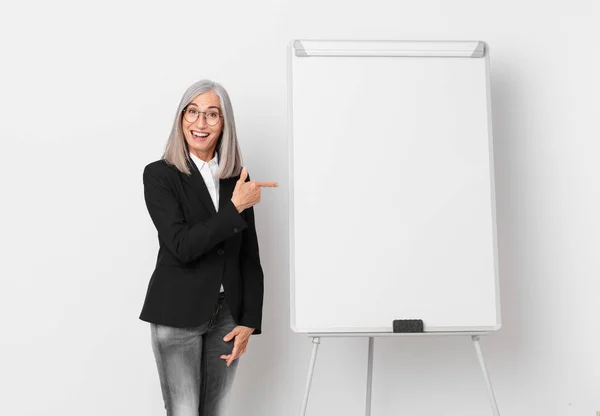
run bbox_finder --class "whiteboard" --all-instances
[288,40,500,333]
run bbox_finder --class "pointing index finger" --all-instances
[254,181,279,188]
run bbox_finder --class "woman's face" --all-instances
[182,91,223,161]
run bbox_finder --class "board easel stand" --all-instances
[299,332,500,416]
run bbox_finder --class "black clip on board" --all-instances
[393,319,424,333]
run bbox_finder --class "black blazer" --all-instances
[139,159,264,334]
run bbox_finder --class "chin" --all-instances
[188,141,216,155]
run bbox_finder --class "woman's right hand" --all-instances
[231,168,278,213]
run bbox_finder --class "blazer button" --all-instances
[217,249,225,256]
[233,227,239,233]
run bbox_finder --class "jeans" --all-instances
[151,294,239,416]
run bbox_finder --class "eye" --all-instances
[187,108,199,116]
[207,112,220,120]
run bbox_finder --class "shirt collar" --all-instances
[189,152,219,171]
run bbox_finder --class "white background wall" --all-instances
[0,1,598,415]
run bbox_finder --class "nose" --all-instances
[195,113,207,128]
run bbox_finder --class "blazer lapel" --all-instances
[219,176,237,212]
[181,158,217,215]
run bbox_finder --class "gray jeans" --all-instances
[151,294,239,416]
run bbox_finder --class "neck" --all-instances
[190,149,214,163]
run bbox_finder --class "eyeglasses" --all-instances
[182,107,222,126]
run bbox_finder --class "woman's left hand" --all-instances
[221,325,255,366]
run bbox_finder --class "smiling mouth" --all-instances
[192,131,210,139]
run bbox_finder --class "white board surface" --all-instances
[288,40,500,333]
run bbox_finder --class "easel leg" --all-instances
[365,337,374,416]
[300,337,321,416]
[471,335,500,416]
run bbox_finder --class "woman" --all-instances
[140,79,277,416]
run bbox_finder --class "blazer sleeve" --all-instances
[238,203,265,334]
[143,164,248,264]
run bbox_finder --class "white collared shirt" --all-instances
[189,152,220,211]
[189,152,223,293]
